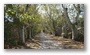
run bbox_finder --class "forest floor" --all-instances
[4,32,84,49]
[25,32,84,49]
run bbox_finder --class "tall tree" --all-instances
[62,4,83,40]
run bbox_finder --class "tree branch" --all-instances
[62,4,72,27]
[73,4,80,25]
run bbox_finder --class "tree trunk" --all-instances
[29,29,32,39]
[62,25,68,38]
[71,25,78,40]
[52,19,56,36]
[62,5,78,40]
[18,27,22,44]
[22,26,25,44]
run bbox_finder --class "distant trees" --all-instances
[40,4,63,36]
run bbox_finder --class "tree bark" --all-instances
[62,24,68,38]
[22,26,25,44]
[18,27,22,44]
[71,25,78,40]
[29,29,32,39]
